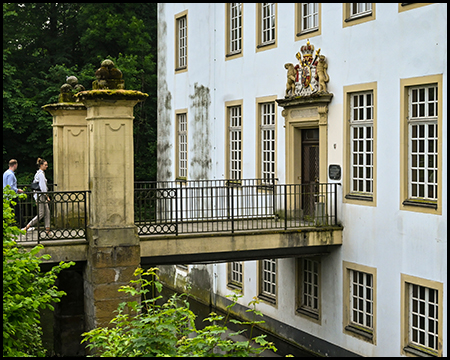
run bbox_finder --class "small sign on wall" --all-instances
[328,164,341,181]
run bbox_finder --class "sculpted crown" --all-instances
[300,40,314,59]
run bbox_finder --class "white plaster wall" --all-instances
[158,3,447,357]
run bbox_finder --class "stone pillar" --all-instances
[43,76,88,230]
[43,76,88,192]
[75,60,148,330]
[43,103,88,192]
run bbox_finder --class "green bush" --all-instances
[3,187,74,357]
[82,267,278,357]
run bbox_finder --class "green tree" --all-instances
[3,187,74,357]
[3,3,157,183]
[82,267,278,357]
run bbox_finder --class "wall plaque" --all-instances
[329,164,341,180]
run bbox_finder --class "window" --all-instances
[176,112,188,179]
[343,261,377,344]
[256,3,277,52]
[343,83,377,205]
[175,11,188,72]
[297,257,321,322]
[226,3,243,59]
[408,85,438,202]
[295,3,321,41]
[259,259,277,304]
[350,3,372,18]
[400,75,442,215]
[401,274,443,357]
[228,261,243,290]
[349,270,373,330]
[343,3,375,27]
[350,92,373,195]
[257,97,277,184]
[225,100,243,180]
[229,106,242,180]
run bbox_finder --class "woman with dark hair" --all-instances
[22,158,51,236]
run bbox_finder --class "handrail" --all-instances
[14,190,90,243]
[135,181,340,236]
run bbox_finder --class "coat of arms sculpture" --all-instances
[284,40,329,98]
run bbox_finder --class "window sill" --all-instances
[345,193,373,202]
[258,293,276,305]
[175,66,187,72]
[227,283,242,292]
[296,27,319,37]
[402,199,437,210]
[226,51,242,58]
[345,12,373,22]
[345,324,373,341]
[226,180,242,187]
[403,344,438,357]
[296,307,319,320]
[256,40,275,49]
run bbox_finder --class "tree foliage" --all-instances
[3,187,74,357]
[3,3,157,183]
[82,267,278,357]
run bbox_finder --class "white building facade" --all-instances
[157,3,447,356]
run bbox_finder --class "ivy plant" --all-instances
[82,267,278,357]
[3,187,74,357]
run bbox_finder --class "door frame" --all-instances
[278,95,332,186]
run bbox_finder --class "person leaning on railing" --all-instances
[22,158,51,237]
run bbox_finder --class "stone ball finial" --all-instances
[101,59,115,69]
[66,76,78,86]
[92,59,125,90]
[58,75,84,103]
[60,83,73,93]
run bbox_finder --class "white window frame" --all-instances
[350,91,373,195]
[301,3,319,33]
[177,113,187,179]
[230,261,243,286]
[349,3,372,19]
[301,258,320,315]
[407,85,438,201]
[260,259,277,301]
[229,3,242,54]
[229,105,242,180]
[349,270,374,331]
[177,15,187,69]
[408,284,439,352]
[260,102,276,183]
[261,3,275,45]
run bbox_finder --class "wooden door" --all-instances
[301,129,319,217]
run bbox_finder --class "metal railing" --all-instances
[14,190,90,243]
[135,179,340,236]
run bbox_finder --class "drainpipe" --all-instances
[213,3,217,179]
[213,263,218,309]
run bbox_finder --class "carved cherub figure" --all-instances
[284,63,297,97]
[316,55,329,93]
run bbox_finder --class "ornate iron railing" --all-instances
[135,179,340,236]
[14,190,90,243]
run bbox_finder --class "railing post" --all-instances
[179,180,183,222]
[85,191,89,236]
[334,183,338,225]
[175,187,178,236]
[231,185,234,234]
[284,184,288,230]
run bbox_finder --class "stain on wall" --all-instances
[157,4,173,181]
[189,83,212,180]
